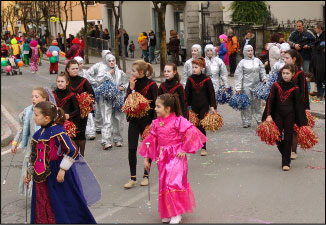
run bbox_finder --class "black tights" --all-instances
[274,112,295,167]
[291,132,298,154]
[75,140,86,157]
[192,106,209,150]
[128,119,152,180]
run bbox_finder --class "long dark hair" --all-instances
[285,49,303,69]
[34,101,66,125]
[157,93,182,117]
[165,63,180,82]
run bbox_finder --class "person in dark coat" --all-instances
[240,30,256,58]
[167,30,181,66]
[309,41,325,100]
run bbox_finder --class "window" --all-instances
[174,12,185,47]
[84,1,96,6]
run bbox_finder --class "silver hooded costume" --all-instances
[87,53,129,145]
[74,56,96,139]
[181,44,202,87]
[234,45,267,126]
[270,43,291,76]
[204,44,229,94]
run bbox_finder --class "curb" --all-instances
[310,111,325,120]
[1,119,13,147]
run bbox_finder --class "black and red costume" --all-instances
[185,73,216,150]
[125,76,158,181]
[158,76,188,118]
[53,88,80,139]
[69,76,95,140]
[262,79,305,167]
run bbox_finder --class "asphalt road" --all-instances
[1,61,325,224]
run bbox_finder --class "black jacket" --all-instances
[288,29,315,60]
[241,38,256,57]
[149,34,156,47]
[314,31,325,52]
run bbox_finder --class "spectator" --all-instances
[102,28,110,40]
[309,41,325,100]
[139,32,149,62]
[66,38,84,60]
[122,29,129,57]
[129,40,135,58]
[227,28,239,77]
[66,34,74,49]
[266,32,281,69]
[22,38,30,66]
[90,25,96,38]
[279,33,285,44]
[56,33,63,50]
[241,30,256,58]
[313,22,325,52]
[258,43,270,74]
[288,20,315,73]
[218,34,229,66]
[94,25,101,38]
[148,30,156,64]
[167,30,181,66]
[99,26,104,39]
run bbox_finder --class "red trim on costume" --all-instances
[53,92,75,108]
[70,78,87,94]
[140,81,156,96]
[188,77,210,93]
[160,82,182,94]
[274,83,299,103]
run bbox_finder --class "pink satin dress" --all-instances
[138,113,207,219]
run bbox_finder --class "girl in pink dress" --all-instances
[138,93,207,224]
[29,40,39,73]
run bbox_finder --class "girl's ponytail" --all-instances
[55,107,66,125]
[146,62,153,77]
[172,93,183,117]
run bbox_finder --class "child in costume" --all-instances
[262,64,305,171]
[48,40,61,74]
[182,44,202,87]
[280,49,309,160]
[24,101,96,224]
[11,87,49,198]
[158,63,188,118]
[185,57,216,156]
[123,60,158,189]
[66,59,95,157]
[75,56,96,140]
[234,45,267,128]
[29,40,39,74]
[52,72,80,139]
[217,34,229,66]
[22,39,30,66]
[138,93,207,224]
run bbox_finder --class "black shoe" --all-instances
[96,130,101,134]
[54,71,58,74]
[50,71,53,74]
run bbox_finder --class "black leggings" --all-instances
[128,118,152,179]
[274,112,295,167]
[192,106,209,150]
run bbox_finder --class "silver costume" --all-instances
[270,43,291,76]
[75,56,96,139]
[181,44,202,87]
[204,44,229,94]
[234,45,267,126]
[87,53,129,145]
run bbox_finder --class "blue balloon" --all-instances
[16,59,21,63]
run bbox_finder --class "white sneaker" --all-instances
[162,218,170,223]
[169,215,182,224]
[115,141,123,147]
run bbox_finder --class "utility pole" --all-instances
[119,1,126,72]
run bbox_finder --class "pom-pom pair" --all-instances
[216,85,233,104]
[76,92,94,119]
[293,124,318,150]
[256,121,281,145]
[64,120,78,138]
[122,92,151,118]
[252,82,271,101]
[200,112,224,132]
[94,80,118,102]
[228,93,251,111]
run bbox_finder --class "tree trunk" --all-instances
[84,17,89,64]
[113,6,120,68]
[158,7,167,77]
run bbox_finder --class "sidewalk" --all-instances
[1,112,13,147]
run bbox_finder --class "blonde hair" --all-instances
[33,87,49,101]
[132,60,153,77]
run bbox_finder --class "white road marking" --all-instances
[1,104,20,156]
[94,182,159,222]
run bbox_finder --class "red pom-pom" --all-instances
[296,126,318,150]
[256,121,281,146]
[305,110,315,128]
[64,120,77,138]
[189,110,199,126]
[141,124,152,141]
[76,92,94,119]
[121,92,151,118]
